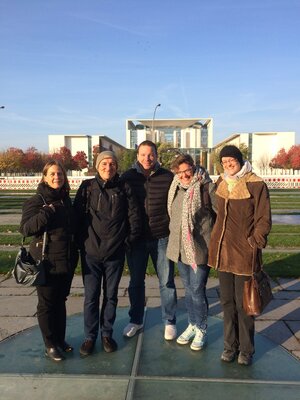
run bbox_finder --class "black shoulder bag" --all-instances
[13,194,48,286]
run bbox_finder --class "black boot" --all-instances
[45,347,65,362]
[58,341,74,353]
[102,336,118,353]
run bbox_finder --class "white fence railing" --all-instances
[0,177,90,191]
[0,175,300,190]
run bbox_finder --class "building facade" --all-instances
[48,134,125,170]
[126,118,213,168]
[214,131,295,174]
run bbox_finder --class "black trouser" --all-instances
[36,274,70,348]
[218,271,255,355]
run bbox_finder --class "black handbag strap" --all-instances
[252,245,264,275]
[21,193,48,260]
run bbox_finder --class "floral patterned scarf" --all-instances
[168,174,202,271]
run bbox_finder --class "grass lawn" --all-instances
[1,251,299,279]
[0,188,300,279]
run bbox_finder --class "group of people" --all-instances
[20,141,271,366]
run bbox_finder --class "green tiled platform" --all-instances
[0,308,299,400]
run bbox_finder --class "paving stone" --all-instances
[207,287,219,298]
[0,296,37,317]
[0,317,36,341]
[257,299,300,320]
[0,287,36,296]
[292,350,300,359]
[255,319,300,351]
[66,296,83,315]
[273,290,300,300]
[286,321,300,340]
[277,278,300,291]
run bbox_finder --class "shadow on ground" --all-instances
[0,307,300,400]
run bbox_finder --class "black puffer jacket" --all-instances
[20,182,76,275]
[73,173,141,260]
[121,165,173,239]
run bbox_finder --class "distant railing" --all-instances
[0,177,90,191]
[0,175,300,190]
[262,176,300,189]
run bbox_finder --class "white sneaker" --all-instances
[164,324,177,340]
[176,324,196,345]
[123,323,143,338]
[190,328,207,351]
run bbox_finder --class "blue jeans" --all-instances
[82,254,124,340]
[127,237,177,325]
[177,261,210,330]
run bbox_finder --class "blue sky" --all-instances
[1,0,300,151]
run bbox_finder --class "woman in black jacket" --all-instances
[20,160,77,362]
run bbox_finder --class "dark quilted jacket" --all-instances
[121,165,173,239]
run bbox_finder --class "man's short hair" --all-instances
[137,140,158,155]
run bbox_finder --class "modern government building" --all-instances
[48,117,295,175]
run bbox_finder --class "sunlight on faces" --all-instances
[176,162,194,185]
[221,157,242,176]
[137,145,157,170]
[98,157,117,181]
[44,165,65,190]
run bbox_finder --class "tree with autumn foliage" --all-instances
[49,146,76,171]
[288,145,300,170]
[22,147,45,173]
[0,146,90,175]
[72,151,88,171]
[0,147,24,175]
[270,146,300,172]
[270,148,290,169]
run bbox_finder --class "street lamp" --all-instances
[151,103,161,136]
[0,106,4,109]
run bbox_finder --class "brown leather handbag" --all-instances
[243,247,273,316]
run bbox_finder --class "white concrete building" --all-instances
[214,131,295,174]
[48,134,125,169]
[126,118,213,167]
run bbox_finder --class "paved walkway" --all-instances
[1,275,300,360]
[1,275,300,400]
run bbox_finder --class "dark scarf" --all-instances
[36,182,68,205]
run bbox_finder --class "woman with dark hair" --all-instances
[167,154,216,351]
[20,160,77,362]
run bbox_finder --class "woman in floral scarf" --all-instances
[167,154,216,351]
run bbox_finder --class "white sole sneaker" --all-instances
[123,323,143,338]
[164,325,177,340]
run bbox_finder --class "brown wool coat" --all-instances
[208,172,272,276]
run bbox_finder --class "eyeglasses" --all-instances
[221,158,238,166]
[176,167,193,176]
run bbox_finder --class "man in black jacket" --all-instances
[121,140,177,340]
[73,151,141,356]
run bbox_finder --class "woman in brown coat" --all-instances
[208,145,271,366]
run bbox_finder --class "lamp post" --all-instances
[0,106,4,109]
[151,103,161,137]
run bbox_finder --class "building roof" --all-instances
[129,118,212,129]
